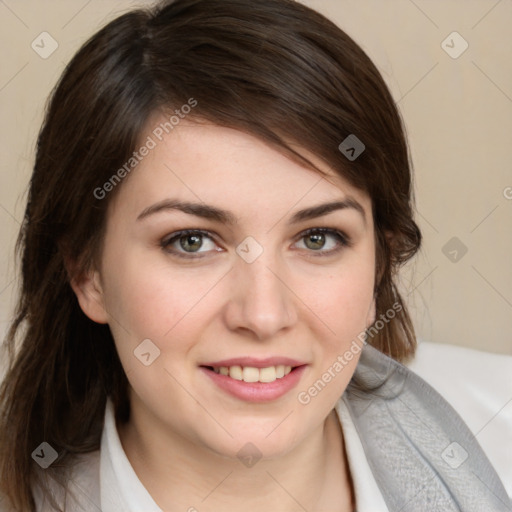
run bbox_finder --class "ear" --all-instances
[68,264,109,324]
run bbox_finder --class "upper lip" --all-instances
[201,357,307,368]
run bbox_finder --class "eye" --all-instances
[161,230,220,258]
[161,227,350,259]
[294,228,349,255]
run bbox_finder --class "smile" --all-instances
[200,358,307,402]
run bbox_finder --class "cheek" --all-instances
[308,256,375,339]
[312,274,373,373]
[100,251,227,349]
[296,269,374,412]
[99,257,211,400]
[332,272,374,331]
[301,249,375,395]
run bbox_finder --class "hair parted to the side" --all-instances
[0,0,421,509]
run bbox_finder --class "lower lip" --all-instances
[200,366,307,402]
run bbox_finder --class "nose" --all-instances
[223,254,298,341]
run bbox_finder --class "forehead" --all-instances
[108,114,372,221]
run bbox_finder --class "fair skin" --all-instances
[72,114,377,512]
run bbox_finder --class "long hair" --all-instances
[0,0,421,509]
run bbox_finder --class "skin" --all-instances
[72,114,377,512]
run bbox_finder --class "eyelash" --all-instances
[160,227,351,259]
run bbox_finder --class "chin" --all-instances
[196,418,308,463]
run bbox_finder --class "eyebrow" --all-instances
[136,197,366,225]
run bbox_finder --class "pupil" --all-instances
[306,233,325,250]
[181,234,202,252]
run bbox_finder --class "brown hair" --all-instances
[0,0,421,509]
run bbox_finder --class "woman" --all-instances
[0,0,509,511]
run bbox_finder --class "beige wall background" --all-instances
[0,0,511,360]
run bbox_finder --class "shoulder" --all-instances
[31,450,101,512]
[406,340,512,498]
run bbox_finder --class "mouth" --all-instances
[199,358,307,402]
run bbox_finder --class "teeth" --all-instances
[242,366,260,382]
[229,365,243,381]
[213,365,294,383]
[259,366,276,383]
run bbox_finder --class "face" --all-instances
[76,115,376,460]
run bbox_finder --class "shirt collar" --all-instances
[335,398,389,512]
[100,398,162,512]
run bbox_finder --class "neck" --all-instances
[118,404,354,512]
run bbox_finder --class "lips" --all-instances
[200,357,307,402]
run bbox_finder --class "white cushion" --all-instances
[406,340,512,499]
